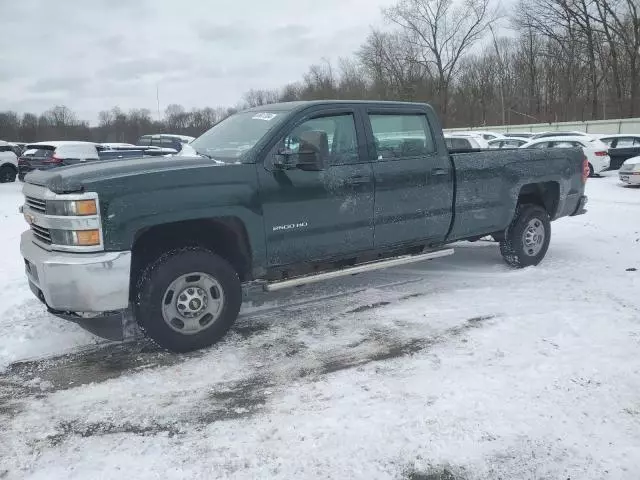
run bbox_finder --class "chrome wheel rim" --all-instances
[522,218,545,256]
[161,272,224,335]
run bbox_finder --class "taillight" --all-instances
[43,155,63,164]
[582,157,589,183]
[594,151,608,156]
[18,157,26,165]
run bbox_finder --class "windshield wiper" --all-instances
[192,149,212,159]
[193,150,226,164]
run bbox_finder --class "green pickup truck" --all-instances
[20,101,588,351]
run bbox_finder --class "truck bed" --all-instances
[447,147,586,242]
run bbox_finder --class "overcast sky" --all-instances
[0,0,396,123]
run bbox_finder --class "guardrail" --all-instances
[445,117,640,135]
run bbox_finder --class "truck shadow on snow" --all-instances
[0,246,507,440]
[0,309,496,447]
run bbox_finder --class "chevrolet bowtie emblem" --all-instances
[24,213,35,225]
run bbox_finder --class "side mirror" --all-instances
[296,130,328,171]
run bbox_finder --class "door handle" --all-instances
[431,168,448,176]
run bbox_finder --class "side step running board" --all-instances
[264,248,454,292]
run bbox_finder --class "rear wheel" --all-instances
[134,247,242,352]
[0,165,16,183]
[499,204,551,268]
[588,163,595,177]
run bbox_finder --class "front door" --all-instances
[257,108,375,266]
[365,110,453,248]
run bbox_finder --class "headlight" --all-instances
[50,229,101,246]
[46,199,97,216]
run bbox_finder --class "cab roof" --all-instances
[246,100,430,113]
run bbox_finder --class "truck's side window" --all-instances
[283,114,359,165]
[369,114,434,160]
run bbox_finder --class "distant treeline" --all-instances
[1,0,639,143]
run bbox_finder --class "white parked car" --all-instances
[618,156,640,186]
[503,132,535,139]
[455,130,504,141]
[444,134,484,150]
[488,137,531,149]
[531,131,594,140]
[0,141,18,183]
[520,136,610,176]
[445,133,490,148]
[100,143,138,150]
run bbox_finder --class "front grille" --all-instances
[25,195,46,213]
[31,223,52,244]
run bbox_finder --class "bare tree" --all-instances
[243,89,280,107]
[359,29,432,101]
[384,0,499,120]
[594,0,640,116]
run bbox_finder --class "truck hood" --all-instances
[25,155,224,193]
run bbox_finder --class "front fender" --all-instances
[98,168,266,271]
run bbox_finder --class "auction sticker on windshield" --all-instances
[252,113,278,121]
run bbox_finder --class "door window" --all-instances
[283,114,359,165]
[369,114,435,160]
[615,137,640,147]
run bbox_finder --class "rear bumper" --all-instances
[571,195,588,216]
[20,231,131,312]
[619,173,640,185]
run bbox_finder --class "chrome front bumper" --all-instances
[20,231,131,312]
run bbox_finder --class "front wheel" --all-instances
[134,247,242,352]
[499,204,551,268]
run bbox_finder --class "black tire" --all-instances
[588,163,595,177]
[134,247,242,352]
[499,204,551,268]
[0,165,16,183]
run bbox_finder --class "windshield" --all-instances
[190,111,284,161]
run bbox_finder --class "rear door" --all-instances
[365,108,453,248]
[257,106,375,266]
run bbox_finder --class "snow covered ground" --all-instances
[1,174,639,479]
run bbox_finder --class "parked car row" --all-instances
[446,129,640,184]
[0,134,194,182]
